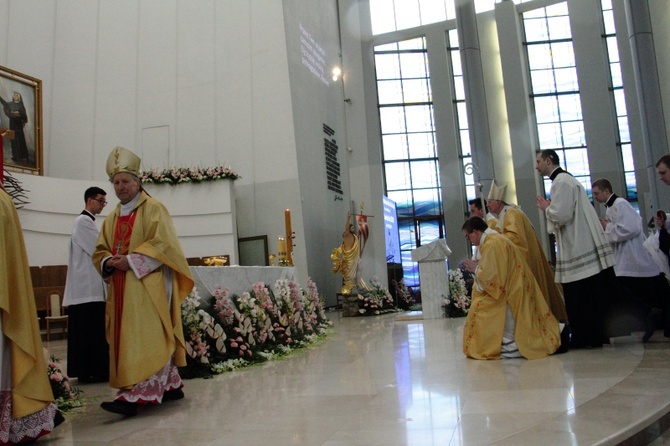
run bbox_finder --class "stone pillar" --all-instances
[624,0,668,211]
[411,240,452,319]
[455,0,494,189]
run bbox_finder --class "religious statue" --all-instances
[331,211,368,294]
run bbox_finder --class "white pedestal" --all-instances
[411,240,451,319]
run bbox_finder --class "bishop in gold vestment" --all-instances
[487,181,568,323]
[94,147,194,417]
[462,217,561,360]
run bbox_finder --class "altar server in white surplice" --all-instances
[535,149,615,349]
[63,186,110,383]
[592,178,669,342]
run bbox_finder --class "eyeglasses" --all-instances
[93,198,107,205]
[464,232,472,240]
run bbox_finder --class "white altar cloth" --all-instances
[190,266,298,298]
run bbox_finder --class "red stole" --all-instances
[111,211,137,369]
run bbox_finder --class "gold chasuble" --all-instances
[463,232,561,360]
[0,188,55,417]
[499,208,568,323]
[93,191,194,389]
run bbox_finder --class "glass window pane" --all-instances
[456,102,469,128]
[606,36,620,63]
[377,79,404,105]
[613,89,627,116]
[527,44,553,70]
[398,37,426,51]
[370,0,397,35]
[402,78,431,103]
[448,29,459,48]
[621,143,634,171]
[530,70,556,94]
[564,149,590,176]
[460,129,471,155]
[537,122,563,148]
[382,134,408,160]
[418,218,441,244]
[557,94,582,121]
[379,106,406,134]
[398,220,416,250]
[405,105,434,132]
[554,67,579,91]
[394,0,421,31]
[551,42,575,68]
[453,76,465,100]
[610,62,622,87]
[547,15,572,40]
[534,96,559,123]
[410,160,438,188]
[399,53,428,79]
[375,53,401,79]
[413,189,441,216]
[625,171,637,201]
[617,116,630,142]
[602,9,615,34]
[388,190,412,217]
[419,0,447,25]
[547,2,569,16]
[561,120,585,147]
[376,42,399,52]
[524,18,549,42]
[465,184,476,202]
[451,51,462,75]
[401,258,418,287]
[385,162,411,191]
[407,132,435,158]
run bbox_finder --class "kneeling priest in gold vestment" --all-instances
[461,217,562,360]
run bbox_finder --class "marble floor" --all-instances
[37,311,670,446]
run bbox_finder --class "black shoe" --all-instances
[554,324,571,354]
[100,400,138,417]
[53,410,65,428]
[643,309,661,343]
[163,387,184,401]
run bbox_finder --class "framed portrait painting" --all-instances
[0,65,42,175]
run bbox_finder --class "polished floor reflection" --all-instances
[39,312,670,445]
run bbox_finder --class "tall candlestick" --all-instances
[284,209,293,266]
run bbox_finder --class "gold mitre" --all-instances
[487,180,507,201]
[106,146,141,179]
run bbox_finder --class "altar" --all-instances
[190,265,298,298]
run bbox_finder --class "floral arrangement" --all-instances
[139,165,240,186]
[443,269,471,318]
[392,278,415,311]
[356,278,398,316]
[180,278,331,378]
[47,356,85,412]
